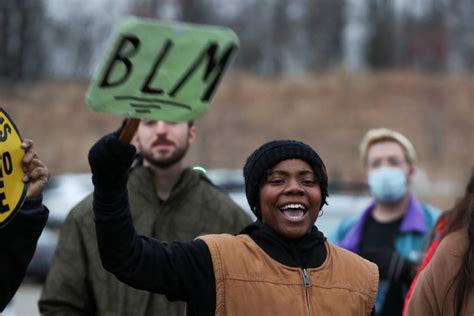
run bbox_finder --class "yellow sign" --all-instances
[0,108,27,228]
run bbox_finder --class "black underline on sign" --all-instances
[129,103,161,114]
[130,103,162,109]
[115,96,192,111]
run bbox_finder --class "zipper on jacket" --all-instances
[301,268,311,315]
[302,268,311,288]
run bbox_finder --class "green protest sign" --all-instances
[86,17,239,123]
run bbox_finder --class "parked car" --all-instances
[27,169,371,281]
[26,173,93,282]
[26,227,58,282]
[42,173,94,228]
[206,168,246,192]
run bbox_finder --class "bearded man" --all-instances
[39,120,251,316]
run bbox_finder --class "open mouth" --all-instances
[280,203,307,220]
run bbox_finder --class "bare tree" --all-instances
[303,0,345,71]
[403,1,446,71]
[366,0,396,69]
[177,0,214,23]
[0,0,45,80]
[443,0,474,72]
[129,0,161,18]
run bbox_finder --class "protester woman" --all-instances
[88,130,379,315]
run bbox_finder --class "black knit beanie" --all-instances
[243,140,328,219]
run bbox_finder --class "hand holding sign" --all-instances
[21,139,50,199]
[86,17,239,142]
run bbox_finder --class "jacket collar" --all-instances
[241,220,327,268]
[338,193,427,253]
[128,166,200,202]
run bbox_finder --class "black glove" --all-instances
[88,128,136,193]
[363,248,416,284]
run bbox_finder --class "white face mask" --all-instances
[368,167,407,203]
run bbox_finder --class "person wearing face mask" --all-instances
[330,128,440,316]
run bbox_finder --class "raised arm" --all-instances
[0,139,49,311]
[88,131,215,309]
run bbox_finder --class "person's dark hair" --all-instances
[441,170,474,238]
[438,169,474,315]
[451,169,474,315]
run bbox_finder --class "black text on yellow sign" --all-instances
[0,108,27,228]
